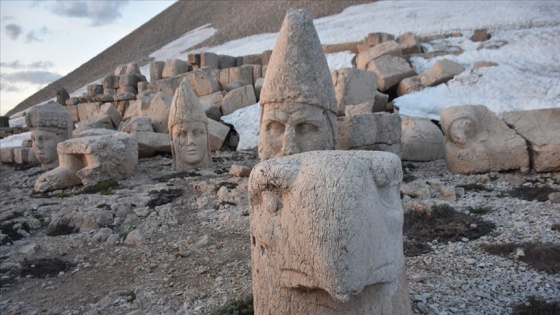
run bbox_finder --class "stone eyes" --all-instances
[266,121,319,137]
[261,192,282,214]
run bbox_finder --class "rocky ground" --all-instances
[1,151,559,315]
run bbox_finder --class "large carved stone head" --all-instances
[168,78,211,171]
[25,101,73,170]
[258,9,338,161]
[249,151,404,303]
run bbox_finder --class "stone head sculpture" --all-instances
[25,101,73,170]
[258,9,338,161]
[249,151,409,314]
[168,78,212,171]
[441,104,528,173]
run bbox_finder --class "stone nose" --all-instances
[281,126,299,156]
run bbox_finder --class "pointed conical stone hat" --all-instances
[260,8,337,114]
[168,78,208,130]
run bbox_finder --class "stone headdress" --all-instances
[168,78,208,131]
[260,8,337,115]
[25,101,73,137]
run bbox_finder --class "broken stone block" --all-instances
[134,131,171,158]
[331,68,378,116]
[366,55,416,91]
[74,115,114,137]
[201,52,219,69]
[87,84,103,96]
[149,76,182,96]
[199,91,224,121]
[249,150,410,314]
[162,59,189,78]
[397,76,423,96]
[186,68,220,97]
[56,88,70,106]
[338,112,401,157]
[13,147,33,164]
[473,60,498,69]
[74,128,116,138]
[373,91,389,112]
[77,102,101,122]
[34,132,138,192]
[471,29,489,42]
[66,105,79,123]
[254,77,264,101]
[104,88,116,96]
[356,40,402,70]
[188,53,200,67]
[229,66,253,87]
[119,74,141,91]
[503,108,560,172]
[401,117,444,161]
[116,86,137,96]
[138,81,148,93]
[98,103,122,128]
[441,105,529,174]
[261,50,273,66]
[242,54,262,65]
[118,116,154,134]
[397,32,421,54]
[344,102,373,117]
[141,92,172,133]
[208,118,231,152]
[218,55,237,69]
[150,61,165,82]
[252,64,262,83]
[420,59,464,87]
[229,164,251,177]
[0,147,14,163]
[221,85,257,116]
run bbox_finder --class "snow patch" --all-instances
[221,103,260,151]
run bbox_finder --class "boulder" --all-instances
[502,108,560,172]
[200,52,219,69]
[401,116,444,161]
[356,40,402,70]
[74,115,114,136]
[366,55,416,91]
[344,102,373,117]
[199,91,224,121]
[441,105,529,174]
[186,68,220,97]
[338,112,401,157]
[331,68,378,116]
[134,131,171,158]
[373,91,389,112]
[218,55,237,69]
[208,119,231,152]
[98,103,122,128]
[420,59,464,87]
[56,88,70,106]
[221,85,257,116]
[142,92,172,133]
[162,59,189,78]
[149,61,165,82]
[34,132,138,192]
[0,147,14,163]
[397,76,423,96]
[77,102,101,122]
[397,32,421,54]
[471,29,489,42]
[118,116,154,134]
[13,147,38,165]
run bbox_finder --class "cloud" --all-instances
[0,82,21,92]
[25,30,41,42]
[50,0,130,26]
[5,23,23,40]
[0,60,55,69]
[24,26,51,42]
[1,71,62,85]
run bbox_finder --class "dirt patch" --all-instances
[404,240,432,257]
[512,295,560,315]
[21,258,75,278]
[507,186,556,202]
[457,183,493,192]
[211,293,253,315]
[483,243,560,274]
[403,204,496,256]
[147,189,184,209]
[0,221,29,246]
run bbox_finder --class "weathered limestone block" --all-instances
[254,77,264,101]
[13,147,33,164]
[114,62,141,76]
[102,75,119,90]
[338,112,401,156]
[141,92,172,133]
[258,9,338,161]
[149,76,182,97]
[344,102,373,116]
[397,32,421,54]
[149,61,165,82]
[186,68,220,97]
[118,116,154,134]
[208,118,230,152]
[122,100,140,121]
[251,64,262,83]
[218,55,237,69]
[401,116,444,161]
[331,68,378,116]
[366,55,416,91]
[397,76,423,96]
[34,132,138,192]
[187,53,200,67]
[221,85,257,116]
[503,108,560,172]
[471,29,489,42]
[261,50,273,66]
[103,88,116,96]
[200,52,219,69]
[162,59,189,78]
[138,81,148,93]
[199,91,224,121]
[77,102,101,122]
[0,147,14,163]
[74,115,114,137]
[420,59,464,87]
[241,54,261,65]
[66,105,79,123]
[356,40,402,70]
[373,91,389,112]
[74,128,116,138]
[231,65,254,87]
[118,75,140,92]
[86,84,103,97]
[168,78,212,171]
[134,132,171,158]
[249,150,411,314]
[441,105,529,174]
[98,103,122,128]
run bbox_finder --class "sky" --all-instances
[0,0,175,116]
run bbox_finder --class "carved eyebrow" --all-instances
[293,118,323,125]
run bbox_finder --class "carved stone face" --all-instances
[249,151,404,302]
[30,129,67,170]
[171,121,209,168]
[259,103,335,160]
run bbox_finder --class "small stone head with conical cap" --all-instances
[258,8,338,161]
[168,78,212,171]
[25,100,73,171]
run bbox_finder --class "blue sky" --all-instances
[0,0,175,115]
